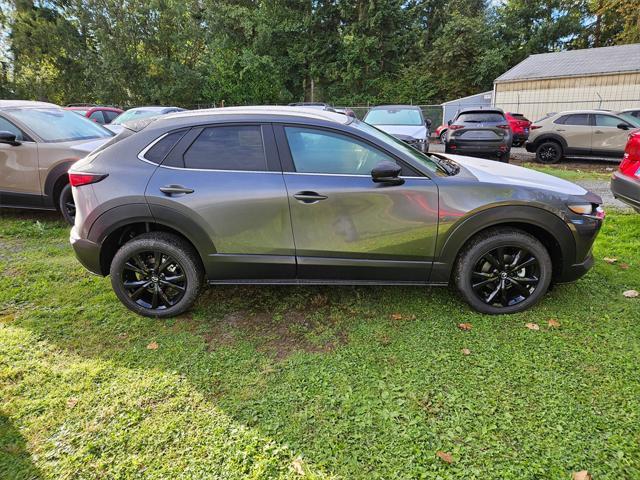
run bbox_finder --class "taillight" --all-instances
[497,124,510,130]
[620,133,640,178]
[68,172,108,187]
[530,125,542,130]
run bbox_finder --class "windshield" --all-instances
[617,113,640,128]
[8,108,113,142]
[353,120,448,175]
[365,108,423,126]
[112,109,165,125]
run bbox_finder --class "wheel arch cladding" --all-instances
[534,133,567,150]
[433,205,575,283]
[44,159,77,207]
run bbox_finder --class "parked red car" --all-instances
[505,112,531,147]
[435,124,448,143]
[611,130,640,212]
[65,104,123,125]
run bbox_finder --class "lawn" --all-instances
[1,210,639,479]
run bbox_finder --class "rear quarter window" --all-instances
[144,130,187,164]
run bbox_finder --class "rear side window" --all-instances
[183,126,266,171]
[456,112,505,123]
[89,111,106,124]
[557,114,590,126]
[145,130,187,164]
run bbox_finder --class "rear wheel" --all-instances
[58,183,75,225]
[454,228,552,314]
[536,141,563,164]
[110,232,203,318]
[440,130,447,144]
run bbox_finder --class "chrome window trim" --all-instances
[137,131,170,164]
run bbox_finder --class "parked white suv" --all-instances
[525,110,640,164]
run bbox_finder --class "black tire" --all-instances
[440,131,447,144]
[110,232,203,318]
[453,228,552,314]
[58,183,75,225]
[535,141,563,164]
[497,149,510,163]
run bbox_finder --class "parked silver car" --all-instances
[70,106,603,318]
[364,105,431,153]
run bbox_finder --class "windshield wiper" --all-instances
[431,155,460,176]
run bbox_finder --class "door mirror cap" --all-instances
[0,131,21,146]
[447,119,452,126]
[371,161,404,185]
[426,119,432,128]
[617,123,630,130]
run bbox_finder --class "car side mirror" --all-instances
[617,123,630,130]
[426,119,432,128]
[447,120,452,126]
[371,161,404,185]
[0,131,21,146]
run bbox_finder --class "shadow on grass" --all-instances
[0,413,43,480]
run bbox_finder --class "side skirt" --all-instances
[207,279,447,286]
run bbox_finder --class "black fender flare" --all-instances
[431,205,576,283]
[531,133,567,152]
[43,160,77,207]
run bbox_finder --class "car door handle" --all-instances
[594,130,604,134]
[293,191,328,203]
[555,129,565,132]
[159,185,194,195]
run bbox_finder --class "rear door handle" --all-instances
[159,185,194,195]
[293,191,328,204]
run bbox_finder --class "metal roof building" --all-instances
[493,43,640,121]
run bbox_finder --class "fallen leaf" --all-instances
[291,457,305,475]
[619,263,630,270]
[390,313,403,321]
[623,290,639,298]
[67,397,78,408]
[146,341,159,350]
[458,323,473,331]
[525,323,540,331]
[572,471,592,480]
[547,319,561,328]
[461,348,471,356]
[436,451,453,464]
[603,257,618,264]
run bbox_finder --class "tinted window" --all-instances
[145,130,187,164]
[103,111,120,123]
[509,113,529,121]
[89,111,106,124]
[562,114,590,126]
[183,126,266,171]
[0,116,26,141]
[285,127,395,175]
[595,114,624,127]
[456,112,505,123]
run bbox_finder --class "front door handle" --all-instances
[293,191,328,204]
[594,130,604,134]
[159,185,194,195]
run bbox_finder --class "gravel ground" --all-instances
[429,143,631,211]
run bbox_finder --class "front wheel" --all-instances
[110,232,203,318]
[58,183,76,225]
[453,228,552,314]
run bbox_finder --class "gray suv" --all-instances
[70,106,603,318]
[445,108,512,161]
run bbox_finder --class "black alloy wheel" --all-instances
[121,250,187,310]
[471,246,540,308]
[536,141,562,164]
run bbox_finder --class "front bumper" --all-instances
[557,253,594,284]
[70,226,103,275]
[611,171,640,212]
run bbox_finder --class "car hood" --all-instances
[69,137,112,156]
[375,125,428,140]
[444,154,590,196]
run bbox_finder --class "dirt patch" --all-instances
[204,308,348,360]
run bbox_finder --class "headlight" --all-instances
[567,204,605,218]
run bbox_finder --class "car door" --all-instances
[275,124,439,282]
[593,114,633,156]
[0,114,41,207]
[145,123,296,279]
[554,113,592,154]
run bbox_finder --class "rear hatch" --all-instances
[451,111,509,142]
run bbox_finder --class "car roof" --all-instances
[457,108,505,114]
[551,109,621,115]
[163,106,352,125]
[0,100,60,110]
[369,105,422,110]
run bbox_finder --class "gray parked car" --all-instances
[69,106,603,318]
[445,108,512,161]
[364,105,431,153]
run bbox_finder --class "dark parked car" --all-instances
[364,105,431,153]
[611,130,640,212]
[69,106,603,318]
[65,104,124,125]
[445,109,512,161]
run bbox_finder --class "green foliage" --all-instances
[1,0,637,106]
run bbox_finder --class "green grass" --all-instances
[1,211,639,479]
[519,162,613,182]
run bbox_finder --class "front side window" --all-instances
[595,114,627,128]
[365,108,423,126]
[6,108,112,142]
[183,125,266,171]
[285,127,395,175]
[0,115,27,141]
